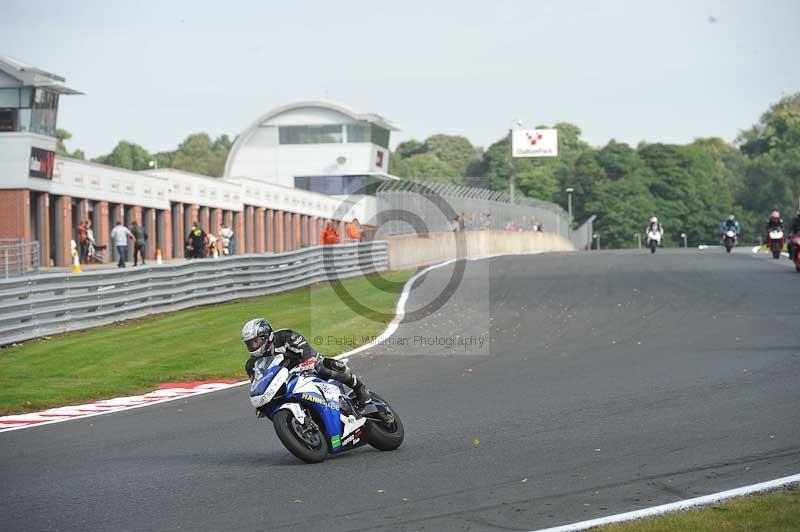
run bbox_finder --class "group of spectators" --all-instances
[109,219,148,268]
[449,212,544,233]
[185,222,234,259]
[321,219,363,245]
[76,220,97,264]
[93,217,359,269]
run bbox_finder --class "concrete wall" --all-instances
[386,230,575,270]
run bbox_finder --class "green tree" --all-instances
[94,141,152,170]
[395,139,425,160]
[584,176,656,249]
[55,129,85,160]
[392,153,459,183]
[736,93,800,216]
[423,134,482,176]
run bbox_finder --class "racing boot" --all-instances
[318,357,372,407]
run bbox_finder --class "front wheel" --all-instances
[771,242,781,259]
[724,239,733,253]
[649,240,657,254]
[272,408,328,463]
[364,393,404,451]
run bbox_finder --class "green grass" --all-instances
[0,270,414,414]
[594,487,800,531]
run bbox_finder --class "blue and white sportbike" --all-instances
[249,354,404,463]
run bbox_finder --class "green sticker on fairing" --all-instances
[331,435,341,448]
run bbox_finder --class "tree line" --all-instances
[390,93,800,248]
[56,131,233,178]
[58,93,799,248]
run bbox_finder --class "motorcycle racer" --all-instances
[720,214,741,239]
[765,210,784,237]
[241,318,373,412]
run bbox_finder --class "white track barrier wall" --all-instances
[386,231,574,270]
[0,242,387,346]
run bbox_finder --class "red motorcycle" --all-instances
[790,233,800,272]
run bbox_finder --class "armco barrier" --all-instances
[386,231,574,270]
[0,242,387,346]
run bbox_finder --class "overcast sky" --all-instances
[3,0,799,158]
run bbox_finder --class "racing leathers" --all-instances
[721,219,741,238]
[245,328,372,406]
[645,222,663,239]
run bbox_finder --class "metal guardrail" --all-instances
[0,240,40,279]
[0,241,388,346]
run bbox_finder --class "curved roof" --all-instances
[224,100,398,178]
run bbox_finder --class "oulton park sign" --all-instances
[512,129,558,158]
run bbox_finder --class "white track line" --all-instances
[530,473,800,532]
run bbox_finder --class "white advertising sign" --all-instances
[512,129,558,158]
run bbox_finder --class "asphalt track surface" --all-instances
[2,249,799,532]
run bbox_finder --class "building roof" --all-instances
[251,100,399,131]
[0,55,83,95]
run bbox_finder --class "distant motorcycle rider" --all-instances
[720,214,741,240]
[241,318,373,414]
[765,210,784,239]
[645,216,663,238]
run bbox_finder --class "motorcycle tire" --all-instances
[364,393,404,451]
[272,408,328,464]
[771,242,781,259]
[649,241,657,254]
[725,240,733,253]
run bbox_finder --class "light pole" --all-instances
[635,233,641,249]
[681,233,687,248]
[565,187,574,240]
[508,119,523,204]
[149,159,159,170]
[593,233,600,250]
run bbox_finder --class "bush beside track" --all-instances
[0,270,413,415]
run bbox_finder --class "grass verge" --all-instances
[0,270,414,415]
[594,486,800,531]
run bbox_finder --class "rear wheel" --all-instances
[364,393,404,451]
[273,408,328,463]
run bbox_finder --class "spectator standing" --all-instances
[320,222,341,245]
[345,218,362,242]
[77,220,88,263]
[85,220,96,263]
[220,223,234,255]
[449,216,459,232]
[187,222,206,259]
[506,221,517,232]
[110,220,135,268]
[130,220,148,266]
[207,232,220,258]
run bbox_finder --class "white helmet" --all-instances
[241,318,274,358]
[650,217,658,224]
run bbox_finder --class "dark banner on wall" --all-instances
[29,147,55,179]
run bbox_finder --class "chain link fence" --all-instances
[0,240,40,279]
[376,179,573,237]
